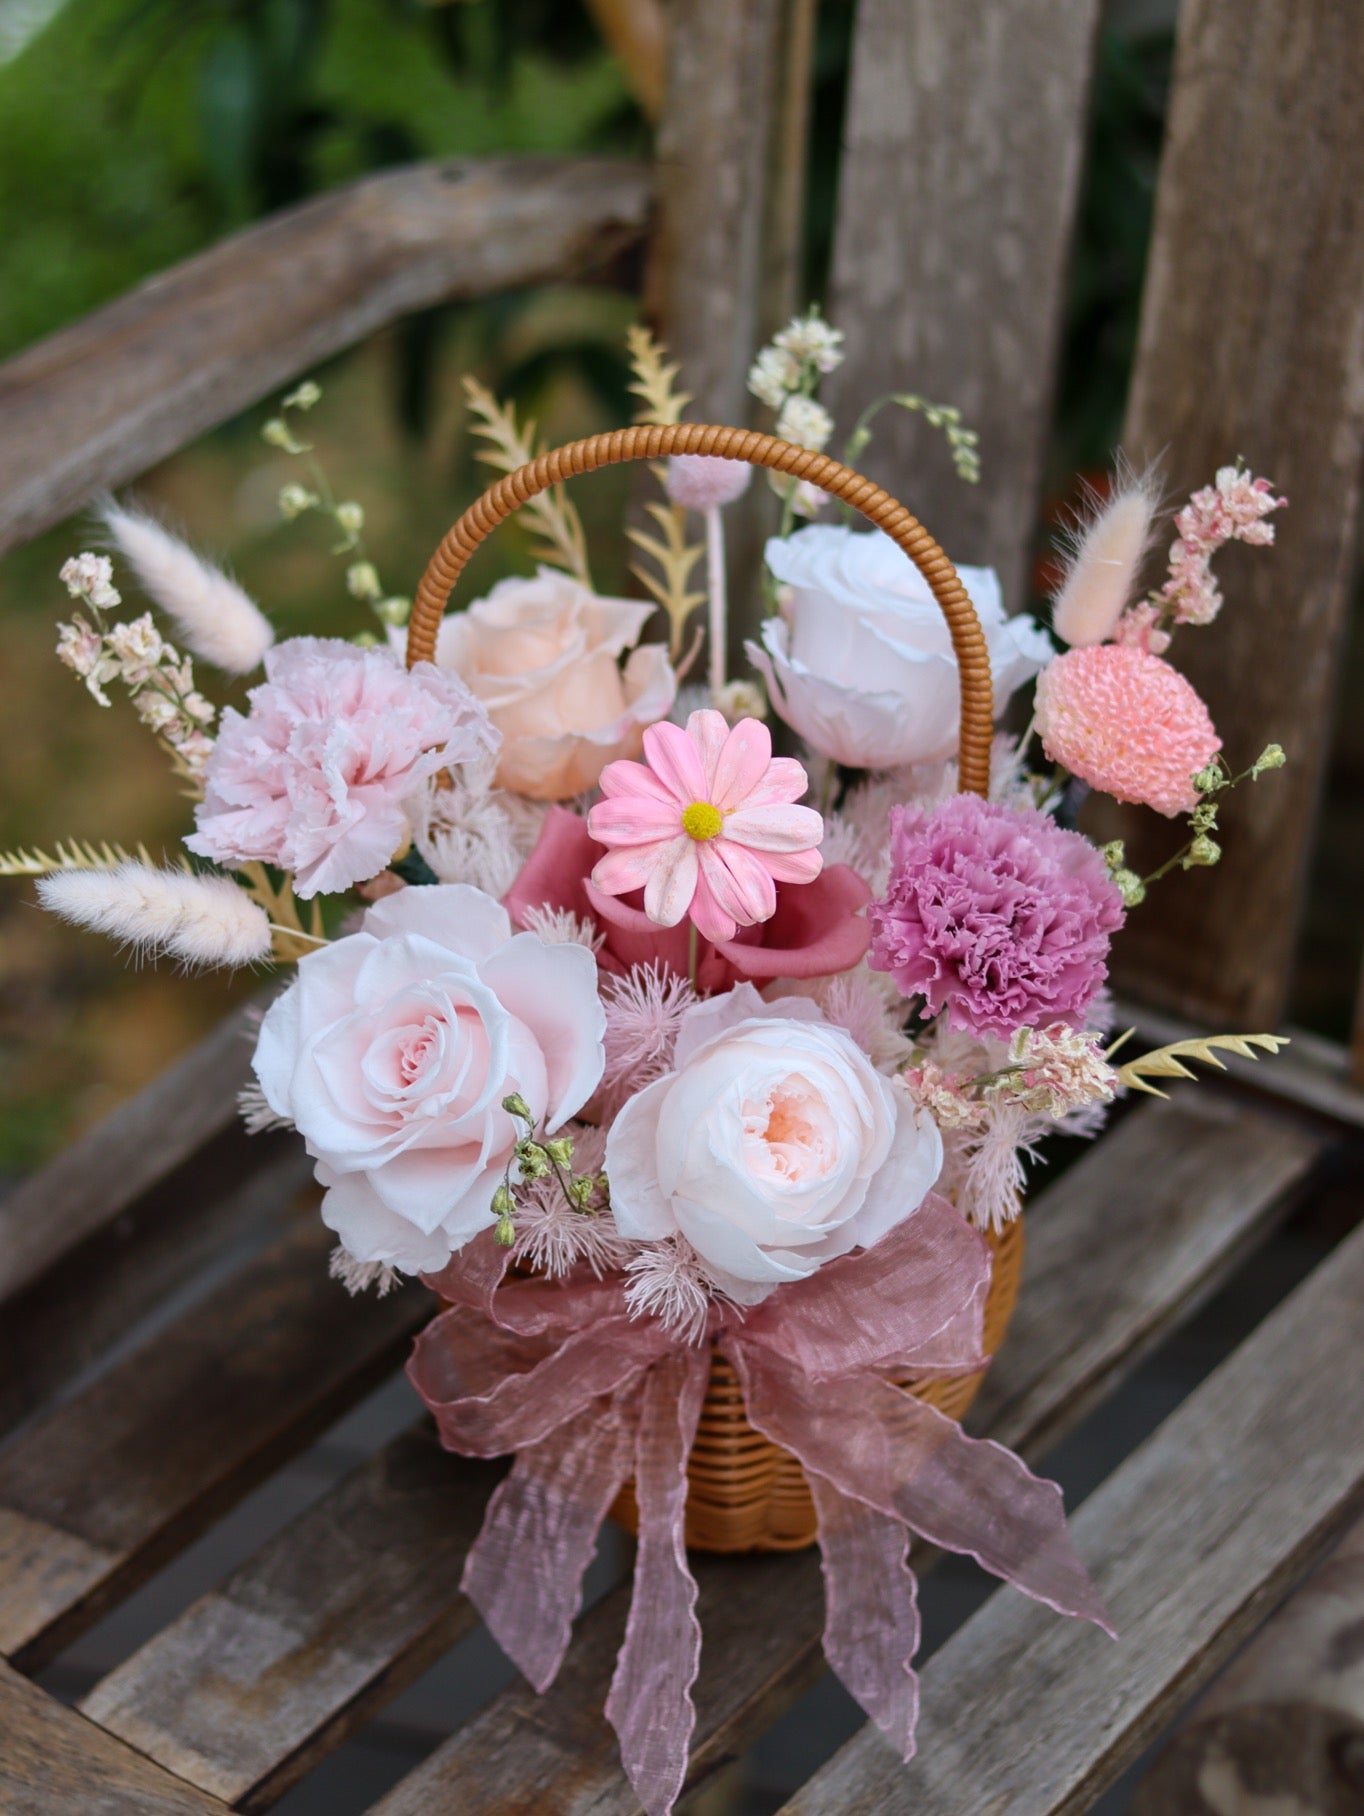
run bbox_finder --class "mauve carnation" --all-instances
[187,637,497,897]
[868,794,1124,1040]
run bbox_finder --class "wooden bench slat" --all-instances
[777,1214,1364,1814]
[0,156,650,557]
[827,0,1103,611]
[80,1428,505,1813]
[360,1093,1325,1815]
[0,1658,228,1816]
[1109,0,1364,1030]
[0,1221,428,1670]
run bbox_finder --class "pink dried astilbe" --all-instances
[597,962,698,1119]
[1147,464,1285,629]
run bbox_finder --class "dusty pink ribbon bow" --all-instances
[410,1193,1111,1816]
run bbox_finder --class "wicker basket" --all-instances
[410,424,1018,1555]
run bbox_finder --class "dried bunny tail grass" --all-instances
[329,1246,400,1298]
[36,862,273,969]
[1051,465,1162,648]
[101,501,275,675]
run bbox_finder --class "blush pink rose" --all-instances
[605,985,943,1302]
[414,569,677,800]
[505,807,872,992]
[187,637,497,898]
[252,884,605,1275]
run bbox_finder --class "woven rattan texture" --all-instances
[408,423,995,797]
[611,1216,1025,1553]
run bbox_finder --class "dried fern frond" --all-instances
[461,376,591,587]
[624,327,705,655]
[628,502,706,658]
[0,837,156,877]
[626,324,691,427]
[1112,1032,1289,1098]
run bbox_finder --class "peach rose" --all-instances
[421,570,676,800]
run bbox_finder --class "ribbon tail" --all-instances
[732,1344,1114,1638]
[461,1386,637,1693]
[606,1346,710,1816]
[808,1472,920,1762]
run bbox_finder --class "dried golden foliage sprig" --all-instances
[1108,1031,1290,1098]
[625,326,706,659]
[462,376,592,588]
[0,837,158,877]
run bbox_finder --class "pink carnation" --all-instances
[868,794,1124,1040]
[188,637,497,897]
[1035,644,1221,818]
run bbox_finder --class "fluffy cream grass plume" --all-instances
[102,502,274,675]
[37,862,272,968]
[1051,471,1161,648]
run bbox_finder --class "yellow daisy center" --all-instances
[681,800,724,841]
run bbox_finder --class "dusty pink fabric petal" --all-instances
[729,1345,1113,1636]
[643,837,699,927]
[642,719,707,802]
[700,839,778,926]
[732,1191,988,1381]
[687,867,738,944]
[606,1350,711,1816]
[462,1388,637,1693]
[711,863,871,984]
[711,715,773,809]
[588,794,681,844]
[809,1473,919,1760]
[723,802,825,852]
[592,843,674,896]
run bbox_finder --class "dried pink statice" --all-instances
[868,795,1124,1041]
[1035,644,1221,818]
[1150,464,1285,627]
[188,638,498,897]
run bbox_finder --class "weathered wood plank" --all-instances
[81,1427,505,1813]
[1131,1510,1364,1814]
[778,1216,1364,1815]
[1109,0,1364,1028]
[0,1660,228,1816]
[0,157,651,556]
[0,1221,428,1670]
[0,1002,260,1306]
[364,1093,1325,1815]
[826,0,1103,608]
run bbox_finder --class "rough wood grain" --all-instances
[0,1001,261,1306]
[1108,0,1364,1028]
[0,1660,228,1816]
[648,0,784,426]
[1131,1512,1364,1815]
[81,1425,504,1812]
[826,0,1103,607]
[363,1094,1324,1816]
[778,1217,1364,1815]
[0,157,650,556]
[0,1220,428,1670]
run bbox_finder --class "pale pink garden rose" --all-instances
[188,637,497,898]
[412,569,677,800]
[605,985,943,1303]
[252,885,606,1275]
[747,526,1052,770]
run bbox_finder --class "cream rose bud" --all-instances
[605,985,943,1303]
[407,568,677,800]
[253,884,605,1276]
[746,525,1054,770]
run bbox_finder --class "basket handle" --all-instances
[408,423,994,797]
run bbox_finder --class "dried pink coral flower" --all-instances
[1035,643,1221,818]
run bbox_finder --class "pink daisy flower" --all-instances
[587,710,823,943]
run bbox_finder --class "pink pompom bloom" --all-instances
[187,637,498,897]
[868,794,1124,1041]
[1035,644,1221,818]
[586,710,823,945]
